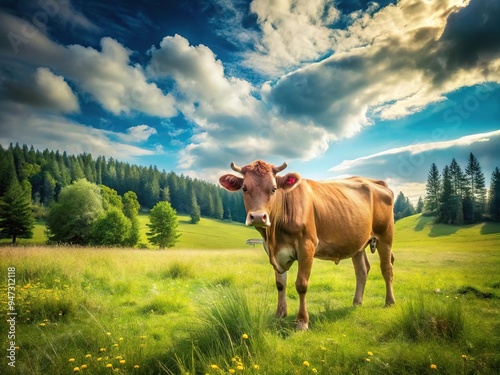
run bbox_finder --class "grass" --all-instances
[0,214,499,374]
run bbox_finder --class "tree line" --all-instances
[425,153,500,224]
[0,143,248,223]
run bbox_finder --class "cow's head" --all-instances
[219,160,302,227]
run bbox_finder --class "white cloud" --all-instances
[329,130,500,188]
[0,102,155,161]
[327,129,500,204]
[148,34,256,119]
[0,67,79,113]
[244,0,339,75]
[62,37,177,117]
[113,125,158,143]
[33,67,80,113]
[0,13,177,118]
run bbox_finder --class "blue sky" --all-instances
[0,0,499,202]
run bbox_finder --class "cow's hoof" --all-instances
[276,309,287,318]
[295,320,309,331]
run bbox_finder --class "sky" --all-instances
[0,0,499,202]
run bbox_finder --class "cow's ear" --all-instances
[277,173,301,191]
[219,174,244,191]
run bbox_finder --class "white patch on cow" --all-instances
[275,245,297,272]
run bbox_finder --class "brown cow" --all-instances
[219,160,395,330]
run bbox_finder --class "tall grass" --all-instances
[396,295,464,342]
[162,286,270,374]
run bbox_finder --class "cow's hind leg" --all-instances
[275,271,288,318]
[377,240,395,306]
[352,249,370,305]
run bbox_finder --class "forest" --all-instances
[0,143,247,223]
[424,153,500,224]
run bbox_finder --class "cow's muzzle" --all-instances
[246,211,271,227]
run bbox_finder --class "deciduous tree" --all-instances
[46,179,104,244]
[147,201,180,249]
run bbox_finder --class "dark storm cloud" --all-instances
[427,0,500,85]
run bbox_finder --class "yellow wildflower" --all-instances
[106,332,112,336]
[120,360,126,365]
[253,365,260,370]
[115,356,122,360]
[242,333,249,339]
[85,354,91,358]
[367,351,373,356]
[210,364,219,370]
[97,357,102,361]
[303,361,310,367]
[119,337,124,341]
[113,343,119,347]
[229,370,235,374]
[39,323,46,327]
[69,358,76,363]
[73,367,80,372]
[100,348,106,352]
[461,355,467,360]
[106,363,113,368]
[366,358,371,363]
[133,365,140,369]
[236,365,244,371]
[320,346,327,351]
[80,364,88,369]
[312,369,318,374]
[430,364,437,370]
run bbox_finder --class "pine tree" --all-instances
[425,163,441,214]
[449,158,468,198]
[416,197,424,213]
[394,192,407,220]
[213,189,224,219]
[0,151,17,196]
[0,179,34,244]
[488,167,500,220]
[147,201,181,249]
[438,165,455,224]
[465,153,487,222]
[189,187,201,224]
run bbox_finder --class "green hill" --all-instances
[393,213,500,252]
[137,214,255,249]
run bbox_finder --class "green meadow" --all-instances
[1,215,499,374]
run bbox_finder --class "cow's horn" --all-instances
[231,162,243,174]
[273,162,288,174]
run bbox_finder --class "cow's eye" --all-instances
[242,186,248,192]
[271,187,277,194]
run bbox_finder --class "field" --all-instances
[1,215,499,374]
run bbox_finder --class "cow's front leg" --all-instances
[295,248,314,330]
[275,270,287,318]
